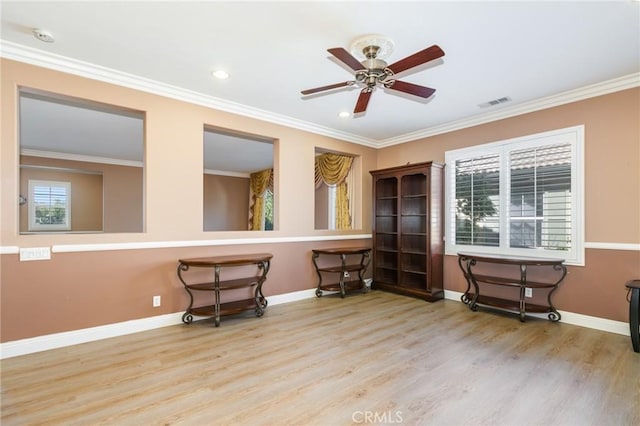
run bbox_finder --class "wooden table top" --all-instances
[626,279,640,289]
[178,253,273,267]
[458,252,564,266]
[312,247,371,255]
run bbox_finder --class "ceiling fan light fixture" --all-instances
[350,34,394,60]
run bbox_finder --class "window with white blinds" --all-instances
[454,154,500,246]
[28,180,71,231]
[445,125,584,265]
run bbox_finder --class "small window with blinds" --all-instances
[445,125,584,265]
[28,180,71,231]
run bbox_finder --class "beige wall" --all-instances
[1,59,638,343]
[314,184,329,229]
[19,164,103,232]
[1,59,376,342]
[20,155,143,232]
[377,87,640,323]
[203,174,250,231]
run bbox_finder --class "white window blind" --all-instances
[28,180,71,231]
[445,125,584,265]
[509,143,572,251]
[454,154,500,247]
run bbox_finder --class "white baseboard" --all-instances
[1,289,629,359]
[267,288,317,305]
[443,290,630,336]
[0,312,185,359]
[0,289,319,359]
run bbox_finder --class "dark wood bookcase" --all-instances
[370,161,444,301]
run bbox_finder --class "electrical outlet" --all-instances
[343,271,350,279]
[525,288,533,298]
[152,295,161,307]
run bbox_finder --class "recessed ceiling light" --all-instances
[212,70,229,79]
[338,111,351,118]
[32,28,54,43]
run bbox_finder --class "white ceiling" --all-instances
[2,1,640,168]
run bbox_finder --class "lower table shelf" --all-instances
[185,298,264,323]
[317,279,367,294]
[465,294,559,317]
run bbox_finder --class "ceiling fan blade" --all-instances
[354,88,373,113]
[387,45,445,75]
[386,80,436,98]
[301,81,353,95]
[328,47,366,72]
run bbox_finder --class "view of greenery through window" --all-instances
[453,142,573,251]
[264,189,274,231]
[30,180,70,230]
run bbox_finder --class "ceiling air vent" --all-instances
[478,96,511,108]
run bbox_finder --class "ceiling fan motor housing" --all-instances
[361,57,388,71]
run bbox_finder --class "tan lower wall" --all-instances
[3,241,636,343]
[0,239,372,342]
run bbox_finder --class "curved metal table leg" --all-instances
[312,252,323,297]
[177,263,195,324]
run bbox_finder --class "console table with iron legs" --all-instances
[177,253,272,327]
[312,247,371,298]
[457,252,567,322]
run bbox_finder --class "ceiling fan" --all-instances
[301,36,445,114]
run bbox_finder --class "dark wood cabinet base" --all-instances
[372,281,443,302]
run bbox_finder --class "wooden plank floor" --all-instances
[2,291,639,425]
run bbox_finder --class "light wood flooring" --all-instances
[2,290,639,425]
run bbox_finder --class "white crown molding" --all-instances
[4,40,637,150]
[380,72,640,147]
[21,148,143,168]
[0,40,377,148]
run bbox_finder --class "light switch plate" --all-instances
[19,247,51,261]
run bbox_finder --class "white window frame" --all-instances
[444,125,584,265]
[327,184,337,230]
[28,179,72,231]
